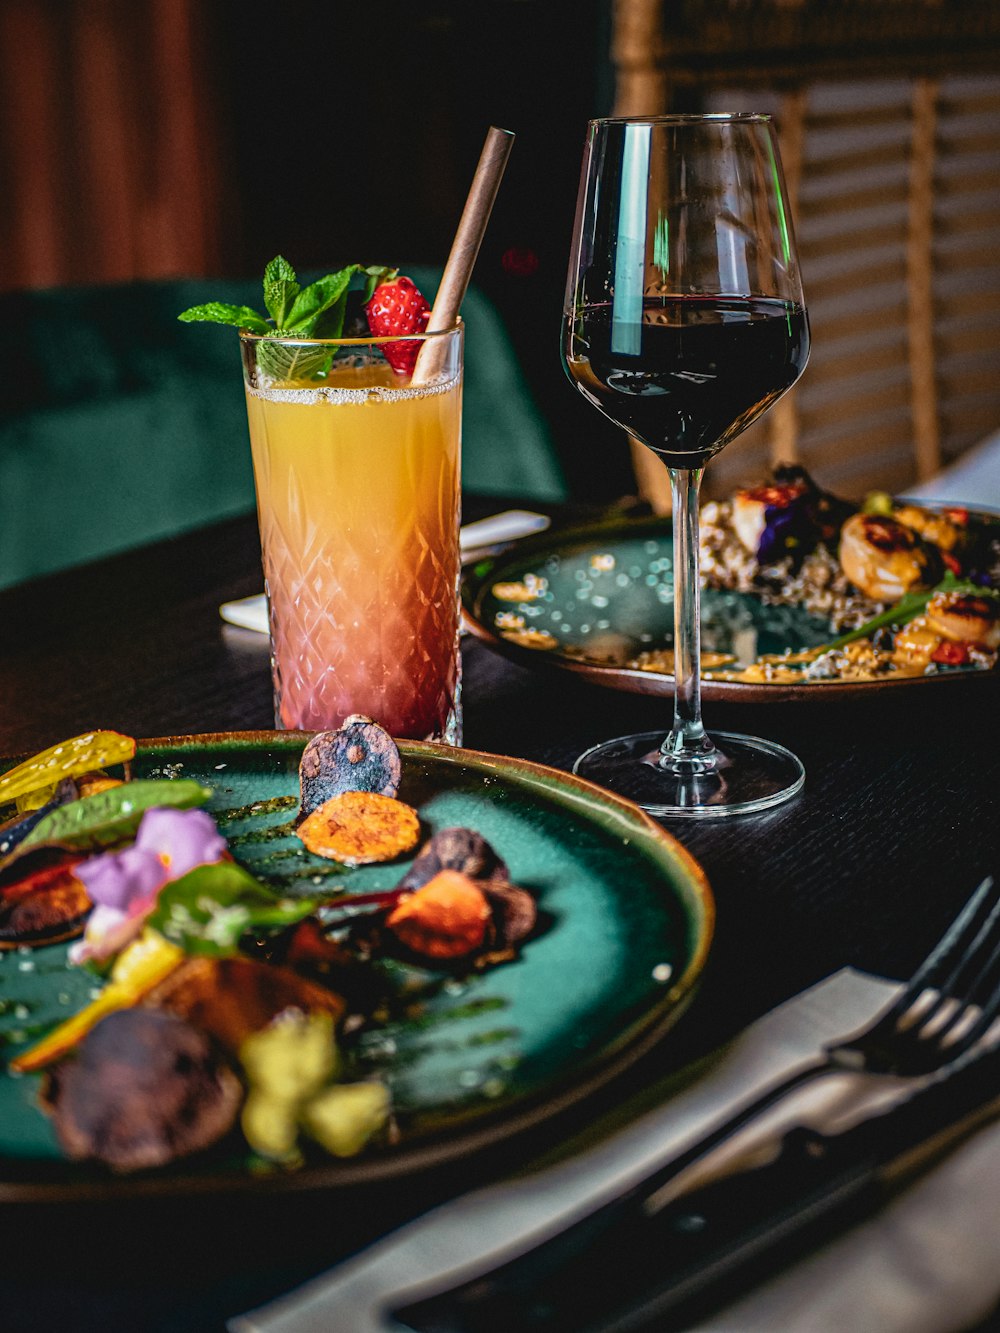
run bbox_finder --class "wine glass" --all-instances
[562,114,811,817]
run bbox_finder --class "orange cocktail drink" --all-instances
[239,324,463,741]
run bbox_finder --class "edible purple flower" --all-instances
[756,492,813,564]
[69,807,226,964]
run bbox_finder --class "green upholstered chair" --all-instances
[0,268,566,589]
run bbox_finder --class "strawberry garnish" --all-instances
[364,274,431,376]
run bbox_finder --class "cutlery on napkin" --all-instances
[219,510,551,634]
[395,1034,1000,1332]
[228,969,1000,1333]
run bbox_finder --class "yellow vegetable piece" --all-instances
[301,1082,391,1158]
[0,732,136,806]
[10,928,184,1073]
[15,783,57,814]
[241,1090,301,1163]
[76,775,124,798]
[240,1011,338,1104]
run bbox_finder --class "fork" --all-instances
[393,875,1000,1333]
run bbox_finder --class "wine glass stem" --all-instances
[661,466,716,770]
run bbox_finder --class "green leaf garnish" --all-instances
[177,257,392,381]
[263,255,300,327]
[255,341,338,383]
[824,572,990,652]
[286,266,359,335]
[177,303,271,333]
[148,860,318,956]
[0,780,212,872]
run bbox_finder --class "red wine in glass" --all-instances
[567,296,809,468]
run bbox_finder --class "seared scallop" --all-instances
[926,591,1000,649]
[839,514,939,602]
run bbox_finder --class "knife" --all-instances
[391,1041,1000,1333]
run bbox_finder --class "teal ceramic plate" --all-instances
[462,514,1000,703]
[0,732,713,1201]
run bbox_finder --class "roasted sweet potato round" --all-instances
[297,791,420,866]
[143,955,346,1054]
[386,871,493,959]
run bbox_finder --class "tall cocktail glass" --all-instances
[239,323,463,742]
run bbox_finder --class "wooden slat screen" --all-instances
[610,0,1000,504]
[701,73,1000,501]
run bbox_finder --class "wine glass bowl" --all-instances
[563,114,810,816]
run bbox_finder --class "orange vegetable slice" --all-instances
[297,791,420,866]
[143,956,346,1053]
[386,870,493,959]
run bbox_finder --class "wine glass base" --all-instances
[573,730,804,818]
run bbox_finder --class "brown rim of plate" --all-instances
[0,731,714,1204]
[460,610,1000,703]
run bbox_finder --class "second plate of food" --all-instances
[462,495,1000,703]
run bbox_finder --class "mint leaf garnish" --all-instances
[178,303,271,333]
[178,256,410,381]
[256,341,337,383]
[263,255,300,327]
[286,265,359,336]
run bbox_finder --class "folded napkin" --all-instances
[900,426,1000,511]
[229,970,1000,1333]
[219,510,551,635]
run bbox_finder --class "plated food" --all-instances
[463,468,1000,696]
[0,728,712,1197]
[699,467,999,683]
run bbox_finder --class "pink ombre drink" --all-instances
[240,326,463,741]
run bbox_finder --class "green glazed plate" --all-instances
[0,732,713,1201]
[462,514,1000,703]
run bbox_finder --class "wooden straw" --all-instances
[411,126,515,386]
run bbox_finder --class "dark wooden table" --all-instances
[2,504,999,1332]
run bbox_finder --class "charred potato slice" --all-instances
[44,1007,242,1172]
[143,956,345,1053]
[299,716,402,814]
[0,853,91,948]
[398,826,509,891]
